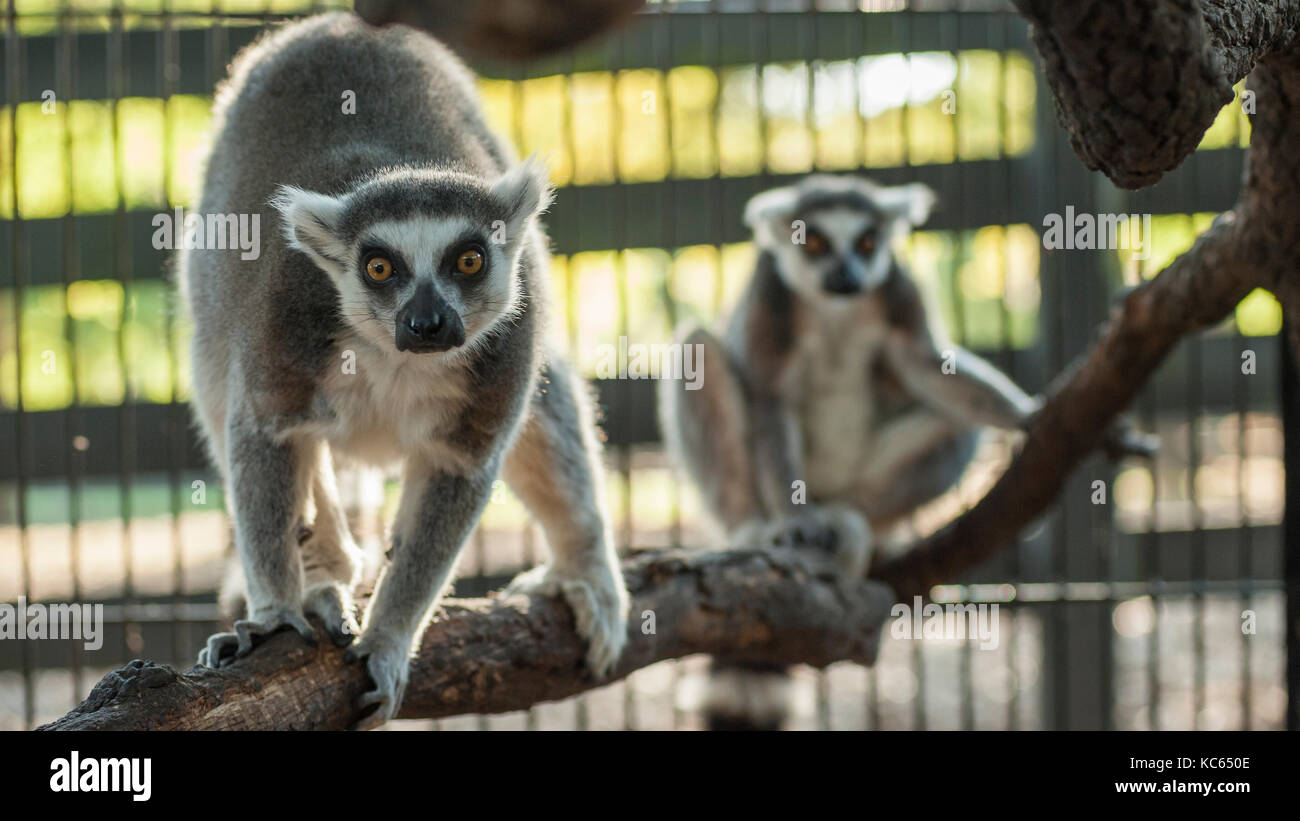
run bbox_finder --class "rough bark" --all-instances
[354,0,648,60]
[38,549,892,730]
[1013,0,1300,189]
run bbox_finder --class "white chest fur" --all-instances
[309,337,472,469]
[785,304,889,497]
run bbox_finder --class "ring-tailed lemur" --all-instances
[658,175,1040,729]
[180,12,628,729]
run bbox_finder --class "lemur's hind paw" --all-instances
[343,635,410,730]
[815,506,872,580]
[303,584,359,647]
[736,507,872,579]
[196,609,316,668]
[504,563,629,678]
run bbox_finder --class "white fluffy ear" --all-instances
[876,182,936,227]
[742,185,798,229]
[270,186,350,270]
[491,155,554,232]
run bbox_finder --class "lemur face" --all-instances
[793,206,891,297]
[273,160,551,355]
[743,175,935,307]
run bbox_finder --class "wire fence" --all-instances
[0,0,1290,730]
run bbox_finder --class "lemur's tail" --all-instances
[703,659,793,731]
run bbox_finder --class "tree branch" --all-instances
[354,0,648,60]
[1013,0,1300,189]
[876,1,1300,595]
[873,213,1258,598]
[39,549,893,730]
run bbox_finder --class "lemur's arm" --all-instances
[346,457,500,729]
[749,394,807,518]
[877,264,1039,431]
[733,251,810,519]
[882,330,1040,431]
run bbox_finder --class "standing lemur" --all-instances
[180,12,628,729]
[658,175,1040,728]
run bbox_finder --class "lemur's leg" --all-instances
[502,358,629,677]
[660,326,870,575]
[300,444,362,646]
[345,460,498,730]
[851,415,978,530]
[198,405,317,667]
[657,325,762,533]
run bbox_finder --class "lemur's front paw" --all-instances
[504,563,629,678]
[343,634,411,730]
[303,584,359,647]
[196,608,316,667]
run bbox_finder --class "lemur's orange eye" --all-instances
[857,233,877,255]
[456,248,484,275]
[365,256,394,282]
[803,232,828,256]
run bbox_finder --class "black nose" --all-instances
[395,282,466,353]
[406,312,443,341]
[395,307,465,352]
[823,266,860,295]
[396,312,465,351]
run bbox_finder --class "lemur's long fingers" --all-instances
[197,632,239,668]
[231,611,318,659]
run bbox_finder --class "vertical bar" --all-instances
[644,0,677,733]
[161,0,190,667]
[709,0,726,320]
[1031,28,1073,731]
[992,9,1020,733]
[1236,304,1254,729]
[5,0,36,730]
[1283,324,1300,731]
[854,4,882,731]
[898,5,928,733]
[945,9,975,733]
[58,0,86,710]
[1187,244,1208,729]
[1144,385,1163,730]
[109,0,140,663]
[612,28,632,733]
